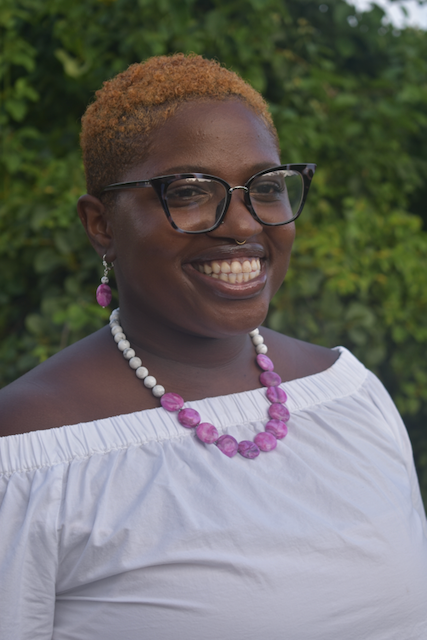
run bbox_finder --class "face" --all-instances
[109,99,295,339]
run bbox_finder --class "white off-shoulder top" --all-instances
[1,347,426,640]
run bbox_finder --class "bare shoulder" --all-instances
[261,327,339,382]
[0,327,135,438]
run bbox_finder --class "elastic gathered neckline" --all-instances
[0,347,367,476]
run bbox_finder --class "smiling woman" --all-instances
[0,54,426,640]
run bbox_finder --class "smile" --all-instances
[193,258,261,284]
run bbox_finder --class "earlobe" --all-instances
[77,194,115,260]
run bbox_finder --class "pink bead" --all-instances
[96,284,112,308]
[259,371,281,387]
[254,431,277,452]
[238,440,260,459]
[177,408,201,428]
[160,392,184,412]
[265,419,288,439]
[256,354,274,371]
[216,434,238,458]
[266,386,287,403]
[268,403,290,422]
[196,422,219,444]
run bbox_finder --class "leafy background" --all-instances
[1,0,426,503]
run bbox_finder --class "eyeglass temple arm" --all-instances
[102,181,152,193]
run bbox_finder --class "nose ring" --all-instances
[235,239,246,245]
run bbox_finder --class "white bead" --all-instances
[101,276,109,284]
[252,334,264,346]
[122,348,135,360]
[129,356,142,370]
[249,328,259,337]
[143,375,157,389]
[152,385,165,397]
[110,309,119,320]
[111,325,123,336]
[118,339,130,351]
[256,343,268,354]
[135,366,149,379]
[114,332,126,343]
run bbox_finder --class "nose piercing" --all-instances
[235,239,246,245]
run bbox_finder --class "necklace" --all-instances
[109,308,290,459]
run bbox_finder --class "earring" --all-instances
[96,254,113,308]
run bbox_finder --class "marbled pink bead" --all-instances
[96,283,112,308]
[265,419,288,439]
[259,371,282,387]
[196,422,219,444]
[238,440,260,459]
[160,392,184,412]
[266,386,287,404]
[268,403,290,422]
[256,354,274,371]
[177,408,201,428]
[216,434,238,458]
[254,431,277,452]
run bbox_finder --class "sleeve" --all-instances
[0,461,63,640]
[366,370,427,538]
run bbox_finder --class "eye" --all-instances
[250,177,286,199]
[166,181,213,207]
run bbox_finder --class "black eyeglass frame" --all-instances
[102,163,317,234]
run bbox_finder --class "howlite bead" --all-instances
[268,403,290,422]
[259,371,282,387]
[96,283,112,308]
[196,423,219,444]
[265,419,288,439]
[238,440,260,459]
[178,408,201,428]
[266,386,287,403]
[216,434,238,457]
[161,392,184,412]
[256,354,274,371]
[254,432,277,452]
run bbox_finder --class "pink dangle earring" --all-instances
[96,254,113,308]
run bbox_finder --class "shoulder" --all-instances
[260,327,340,382]
[0,327,133,437]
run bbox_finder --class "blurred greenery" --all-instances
[1,0,426,502]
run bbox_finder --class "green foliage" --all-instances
[1,0,427,501]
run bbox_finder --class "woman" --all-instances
[0,54,426,640]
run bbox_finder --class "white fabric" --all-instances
[0,347,426,640]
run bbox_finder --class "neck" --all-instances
[118,303,256,369]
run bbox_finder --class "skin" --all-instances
[0,99,337,436]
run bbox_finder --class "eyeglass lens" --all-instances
[164,169,303,232]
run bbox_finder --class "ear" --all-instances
[77,195,115,261]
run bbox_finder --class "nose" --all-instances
[210,186,263,241]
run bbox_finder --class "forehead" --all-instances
[123,99,280,182]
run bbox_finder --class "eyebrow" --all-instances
[157,162,279,176]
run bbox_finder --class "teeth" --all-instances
[195,258,261,284]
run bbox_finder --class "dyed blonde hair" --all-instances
[81,53,277,197]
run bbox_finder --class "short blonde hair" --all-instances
[80,53,277,197]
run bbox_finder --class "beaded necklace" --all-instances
[109,308,290,459]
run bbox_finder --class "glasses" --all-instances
[102,163,316,234]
